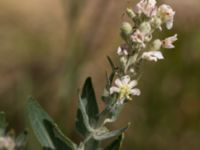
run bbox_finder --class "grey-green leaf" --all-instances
[98,100,124,125]
[27,97,76,150]
[77,96,94,135]
[104,134,124,150]
[85,138,99,150]
[43,120,77,150]
[94,124,129,141]
[76,77,99,136]
[27,97,55,149]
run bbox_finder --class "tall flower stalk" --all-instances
[26,0,177,150]
[101,0,177,123]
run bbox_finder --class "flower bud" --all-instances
[144,35,152,42]
[151,17,162,29]
[120,56,128,65]
[139,22,151,34]
[151,39,162,51]
[120,22,133,37]
[126,8,136,19]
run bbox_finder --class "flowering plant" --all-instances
[0,0,177,149]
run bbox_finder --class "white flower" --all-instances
[135,0,157,17]
[162,34,177,49]
[131,29,145,47]
[142,51,164,62]
[158,4,175,30]
[110,75,141,102]
[117,46,128,56]
[0,136,15,150]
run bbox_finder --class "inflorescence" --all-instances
[109,0,177,104]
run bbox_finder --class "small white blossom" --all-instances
[110,75,140,103]
[136,0,157,17]
[162,34,177,49]
[131,29,145,47]
[117,47,128,56]
[0,136,15,150]
[158,4,175,30]
[142,51,164,62]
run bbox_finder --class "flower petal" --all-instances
[121,75,130,84]
[142,51,164,62]
[128,80,138,88]
[115,78,122,87]
[110,86,120,94]
[166,20,173,30]
[130,88,141,96]
[117,47,122,55]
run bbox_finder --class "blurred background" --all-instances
[0,0,200,149]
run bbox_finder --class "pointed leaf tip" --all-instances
[104,134,124,150]
[76,77,99,136]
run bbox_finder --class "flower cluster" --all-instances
[109,0,177,103]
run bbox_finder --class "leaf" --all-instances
[43,120,77,150]
[106,56,116,87]
[85,138,99,150]
[107,56,116,70]
[15,130,28,150]
[27,97,55,149]
[82,77,99,122]
[93,124,129,141]
[27,97,76,150]
[0,112,7,135]
[98,99,124,125]
[76,96,94,136]
[76,77,99,136]
[104,134,124,150]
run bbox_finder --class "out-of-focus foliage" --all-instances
[0,0,200,149]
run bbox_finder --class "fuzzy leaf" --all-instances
[104,134,124,150]
[43,120,77,150]
[85,138,99,150]
[76,77,99,136]
[94,124,129,141]
[76,96,93,136]
[27,97,55,149]
[27,97,76,150]
[98,99,124,125]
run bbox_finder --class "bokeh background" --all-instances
[0,0,200,149]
